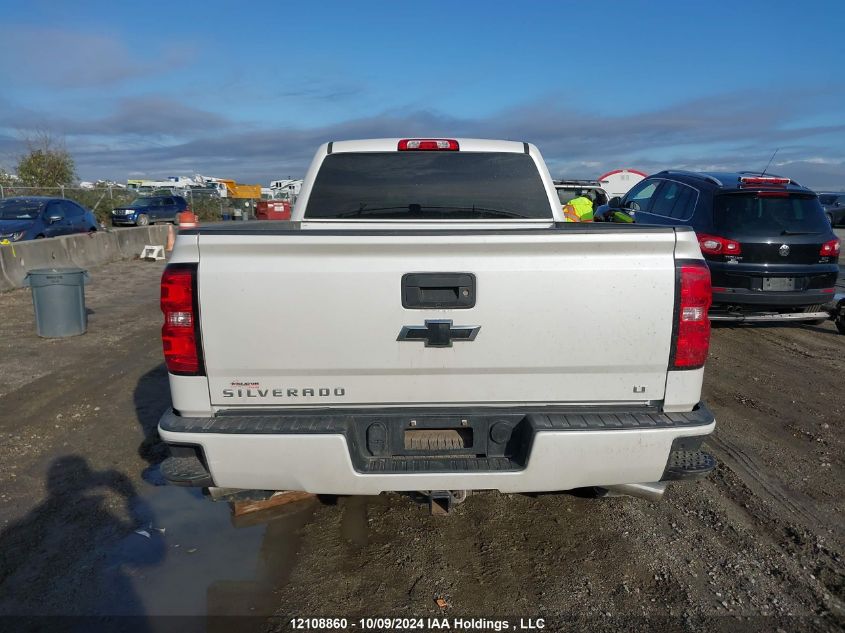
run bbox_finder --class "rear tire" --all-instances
[136,214,149,226]
[835,300,845,335]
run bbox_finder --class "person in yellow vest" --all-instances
[562,190,595,222]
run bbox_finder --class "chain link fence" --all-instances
[0,184,254,225]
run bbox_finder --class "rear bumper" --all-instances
[712,288,835,307]
[158,404,716,494]
[709,263,838,307]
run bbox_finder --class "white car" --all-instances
[157,138,716,512]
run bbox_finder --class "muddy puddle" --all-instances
[95,467,328,624]
[83,465,392,631]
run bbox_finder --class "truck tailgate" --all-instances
[197,229,678,408]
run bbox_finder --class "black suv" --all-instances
[597,171,840,313]
[111,195,189,227]
[818,192,845,227]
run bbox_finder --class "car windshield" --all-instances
[0,199,44,220]
[128,198,158,208]
[818,194,837,205]
[305,152,553,219]
[713,193,830,235]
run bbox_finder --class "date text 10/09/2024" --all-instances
[290,618,546,631]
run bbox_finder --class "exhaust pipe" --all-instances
[604,482,666,502]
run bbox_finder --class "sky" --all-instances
[1,0,844,189]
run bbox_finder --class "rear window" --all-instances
[305,152,553,219]
[556,188,587,205]
[713,193,830,235]
[0,199,44,219]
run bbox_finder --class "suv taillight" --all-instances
[820,238,840,257]
[697,233,741,256]
[161,264,204,375]
[672,262,712,370]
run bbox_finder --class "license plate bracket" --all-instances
[762,277,796,291]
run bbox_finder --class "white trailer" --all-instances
[270,179,303,201]
[598,169,648,200]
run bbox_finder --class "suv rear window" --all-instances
[713,193,830,235]
[305,152,552,219]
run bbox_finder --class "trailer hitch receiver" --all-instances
[427,490,468,515]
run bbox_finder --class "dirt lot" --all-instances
[0,255,842,632]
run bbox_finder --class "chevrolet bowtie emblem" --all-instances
[397,320,481,348]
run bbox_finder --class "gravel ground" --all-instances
[0,256,841,633]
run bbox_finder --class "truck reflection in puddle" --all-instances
[109,469,383,630]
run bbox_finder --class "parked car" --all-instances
[0,197,98,242]
[596,171,840,317]
[111,195,188,226]
[818,192,845,227]
[157,137,717,512]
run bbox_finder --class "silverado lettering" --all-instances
[221,388,346,398]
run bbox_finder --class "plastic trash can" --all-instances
[24,267,90,338]
[221,213,231,221]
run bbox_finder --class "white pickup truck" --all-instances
[158,138,716,511]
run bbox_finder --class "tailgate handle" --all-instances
[402,273,476,309]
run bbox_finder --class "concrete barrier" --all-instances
[0,226,169,292]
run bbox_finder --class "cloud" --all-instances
[0,26,194,88]
[0,97,231,137]
[68,98,232,136]
[1,87,844,188]
[271,80,365,102]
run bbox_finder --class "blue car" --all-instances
[111,195,188,226]
[0,197,98,242]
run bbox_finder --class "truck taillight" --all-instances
[820,238,840,257]
[161,264,204,375]
[398,139,459,151]
[697,233,741,256]
[672,262,712,370]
